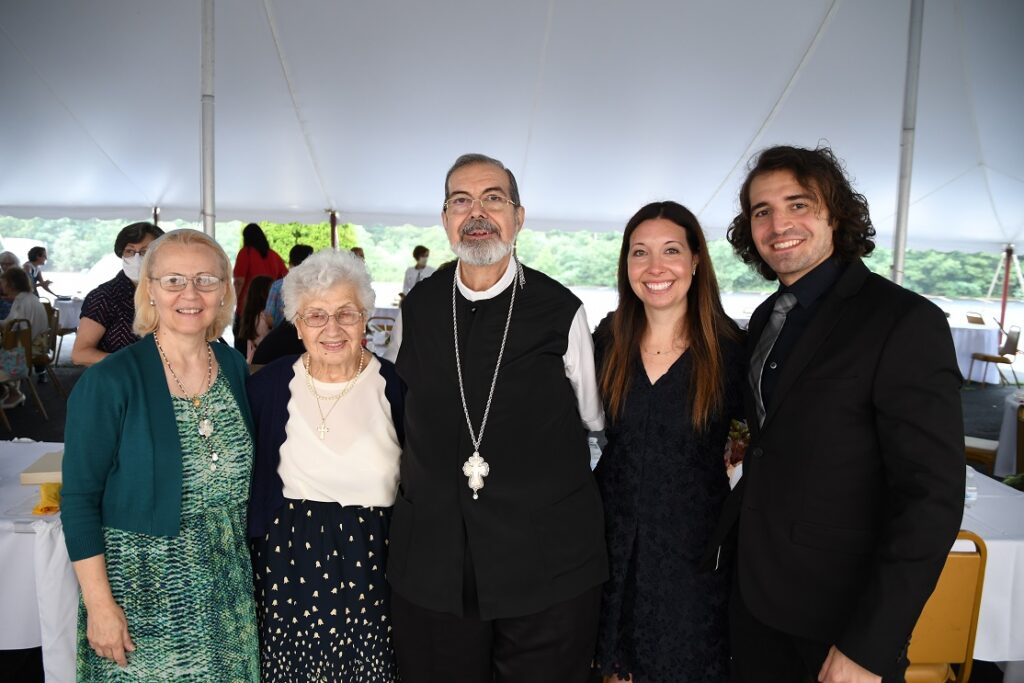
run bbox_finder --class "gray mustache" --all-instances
[461,219,499,236]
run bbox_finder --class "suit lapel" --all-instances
[759,259,870,431]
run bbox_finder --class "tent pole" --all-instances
[890,0,924,285]
[200,0,216,236]
[1000,245,1013,342]
[329,211,338,249]
[152,206,160,226]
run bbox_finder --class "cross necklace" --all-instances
[303,350,365,440]
[452,261,519,500]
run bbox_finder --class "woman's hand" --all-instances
[86,600,135,667]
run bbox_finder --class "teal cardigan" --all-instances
[62,335,254,562]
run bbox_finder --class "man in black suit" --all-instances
[722,146,964,682]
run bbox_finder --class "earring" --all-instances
[220,300,225,307]
[149,300,155,306]
[692,268,697,276]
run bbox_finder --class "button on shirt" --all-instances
[758,259,842,410]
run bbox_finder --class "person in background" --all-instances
[72,221,165,366]
[718,145,964,683]
[247,248,403,681]
[593,201,742,682]
[350,246,366,260]
[233,223,288,355]
[62,228,258,679]
[400,245,435,300]
[0,266,50,408]
[0,251,19,319]
[239,275,273,364]
[24,246,59,298]
[263,243,313,329]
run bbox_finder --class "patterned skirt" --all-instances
[251,499,397,683]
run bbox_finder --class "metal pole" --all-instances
[890,0,924,285]
[200,0,216,236]
[1000,245,1013,342]
[329,211,338,249]
[152,206,160,226]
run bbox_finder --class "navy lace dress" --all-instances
[594,333,743,682]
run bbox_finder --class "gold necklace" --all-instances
[303,351,366,440]
[154,333,222,470]
[154,332,213,409]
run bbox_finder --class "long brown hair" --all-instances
[600,201,739,430]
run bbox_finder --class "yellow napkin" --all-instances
[32,483,61,515]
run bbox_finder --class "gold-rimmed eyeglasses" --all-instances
[296,308,364,328]
[443,193,517,215]
[150,274,224,292]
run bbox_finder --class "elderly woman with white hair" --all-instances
[62,229,258,680]
[247,248,404,682]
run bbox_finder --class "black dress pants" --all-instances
[729,582,908,683]
[391,585,602,683]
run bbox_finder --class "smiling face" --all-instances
[150,243,226,339]
[294,282,365,373]
[627,218,698,315]
[442,162,524,268]
[749,169,835,286]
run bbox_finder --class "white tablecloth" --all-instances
[950,320,1002,384]
[53,298,83,331]
[0,441,78,682]
[995,393,1023,477]
[961,471,1024,666]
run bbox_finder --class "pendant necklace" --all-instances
[154,332,221,470]
[303,350,365,440]
[452,260,520,500]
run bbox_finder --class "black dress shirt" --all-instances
[759,258,843,409]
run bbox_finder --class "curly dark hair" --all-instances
[727,145,875,281]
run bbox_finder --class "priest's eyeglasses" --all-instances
[296,308,364,327]
[151,274,224,292]
[443,193,517,215]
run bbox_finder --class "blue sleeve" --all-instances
[61,365,127,561]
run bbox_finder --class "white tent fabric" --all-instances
[1,0,1021,251]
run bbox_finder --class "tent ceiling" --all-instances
[1,0,1021,251]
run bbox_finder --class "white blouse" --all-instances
[278,355,401,507]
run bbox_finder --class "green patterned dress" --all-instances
[76,374,259,681]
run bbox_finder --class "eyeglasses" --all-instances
[443,193,517,215]
[296,308,364,327]
[150,274,224,292]
[123,248,149,258]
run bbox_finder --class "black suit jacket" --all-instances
[717,258,964,674]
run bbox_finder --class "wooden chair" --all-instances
[0,318,50,429]
[366,315,396,353]
[965,311,985,325]
[967,325,1020,387]
[905,530,987,683]
[964,436,997,475]
[36,302,67,399]
[1016,403,1024,476]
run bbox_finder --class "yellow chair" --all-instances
[0,318,50,430]
[964,436,997,475]
[36,302,67,399]
[905,530,987,683]
[967,325,1020,387]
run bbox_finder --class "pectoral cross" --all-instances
[317,421,330,440]
[462,452,489,500]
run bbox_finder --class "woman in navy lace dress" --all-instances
[594,201,743,682]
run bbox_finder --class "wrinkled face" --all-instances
[0,258,16,273]
[294,282,364,369]
[150,243,226,337]
[442,162,524,267]
[749,169,835,286]
[627,218,698,314]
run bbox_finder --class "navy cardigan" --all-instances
[246,353,406,539]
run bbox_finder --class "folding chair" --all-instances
[366,315,396,354]
[905,530,987,683]
[967,325,1020,387]
[0,318,50,429]
[36,302,68,399]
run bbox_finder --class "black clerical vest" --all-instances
[389,264,608,619]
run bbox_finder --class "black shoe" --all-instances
[36,372,47,384]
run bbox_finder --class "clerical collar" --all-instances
[780,257,842,309]
[457,257,517,302]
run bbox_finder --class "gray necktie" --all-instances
[750,293,798,426]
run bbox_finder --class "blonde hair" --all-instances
[133,229,235,341]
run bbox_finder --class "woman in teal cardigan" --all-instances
[63,229,259,681]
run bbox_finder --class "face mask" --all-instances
[122,254,143,282]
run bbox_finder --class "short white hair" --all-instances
[282,248,376,321]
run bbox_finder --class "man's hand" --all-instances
[818,646,881,683]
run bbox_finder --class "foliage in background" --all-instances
[1,215,1021,299]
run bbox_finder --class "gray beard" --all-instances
[452,218,514,266]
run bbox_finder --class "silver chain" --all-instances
[452,261,519,453]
